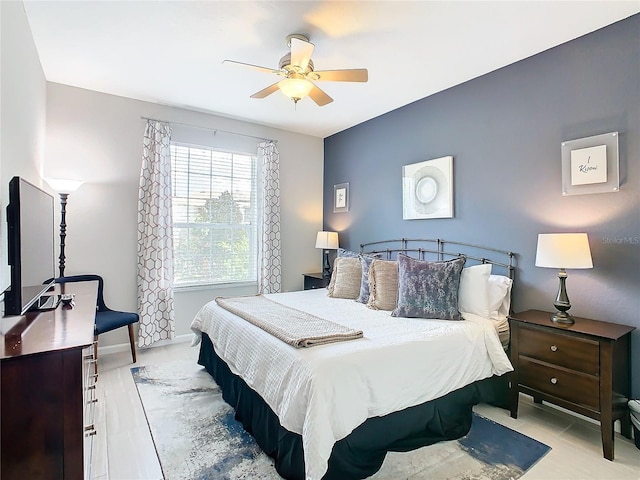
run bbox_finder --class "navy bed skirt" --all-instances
[197,332,508,479]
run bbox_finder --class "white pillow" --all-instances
[458,263,492,318]
[488,274,513,320]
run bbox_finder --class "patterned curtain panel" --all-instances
[137,120,175,347]
[258,141,282,293]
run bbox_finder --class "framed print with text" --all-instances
[333,183,349,213]
[561,132,619,195]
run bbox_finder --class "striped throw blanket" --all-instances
[215,295,363,348]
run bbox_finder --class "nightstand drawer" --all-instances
[519,357,600,410]
[303,273,329,290]
[519,326,599,375]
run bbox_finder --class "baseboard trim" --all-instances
[98,333,194,356]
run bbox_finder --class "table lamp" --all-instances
[315,231,339,278]
[535,233,593,324]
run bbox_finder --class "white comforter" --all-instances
[190,289,513,480]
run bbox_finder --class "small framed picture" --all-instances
[561,132,619,195]
[333,183,349,213]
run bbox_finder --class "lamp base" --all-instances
[322,250,332,279]
[551,269,574,325]
[550,311,575,325]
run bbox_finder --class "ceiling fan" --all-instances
[223,34,368,107]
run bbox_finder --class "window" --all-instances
[171,142,257,287]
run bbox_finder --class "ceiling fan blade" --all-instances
[290,37,314,72]
[250,83,280,99]
[308,84,333,106]
[223,60,281,75]
[312,69,368,82]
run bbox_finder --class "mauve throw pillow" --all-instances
[391,254,466,320]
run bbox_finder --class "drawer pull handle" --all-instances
[550,345,558,352]
[550,377,558,385]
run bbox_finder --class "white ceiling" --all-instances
[23,1,640,138]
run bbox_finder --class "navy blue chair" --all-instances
[52,274,138,372]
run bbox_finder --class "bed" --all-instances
[191,239,516,480]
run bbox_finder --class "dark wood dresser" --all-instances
[508,309,635,461]
[1,281,98,479]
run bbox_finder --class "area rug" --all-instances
[132,361,550,480]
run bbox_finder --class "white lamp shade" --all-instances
[278,78,313,100]
[535,233,593,269]
[45,178,84,194]
[315,231,339,250]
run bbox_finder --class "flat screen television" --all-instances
[4,176,57,316]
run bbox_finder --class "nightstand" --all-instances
[303,272,330,290]
[508,309,635,461]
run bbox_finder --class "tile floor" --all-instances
[90,341,640,480]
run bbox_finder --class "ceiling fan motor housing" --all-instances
[279,53,314,74]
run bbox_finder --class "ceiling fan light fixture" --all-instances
[226,33,366,107]
[278,78,313,103]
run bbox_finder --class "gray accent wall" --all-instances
[323,15,640,395]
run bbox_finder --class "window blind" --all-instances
[171,142,257,287]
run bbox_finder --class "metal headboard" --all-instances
[359,238,516,280]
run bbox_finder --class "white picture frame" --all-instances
[402,156,453,220]
[561,132,619,195]
[333,183,349,213]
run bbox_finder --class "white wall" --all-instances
[44,83,324,348]
[0,1,48,298]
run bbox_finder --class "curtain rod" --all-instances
[140,116,278,144]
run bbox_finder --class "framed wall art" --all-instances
[561,132,619,195]
[333,182,349,213]
[402,156,453,220]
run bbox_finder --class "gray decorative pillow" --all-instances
[338,248,360,258]
[391,254,466,320]
[356,254,382,304]
[367,259,399,311]
[327,257,362,299]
